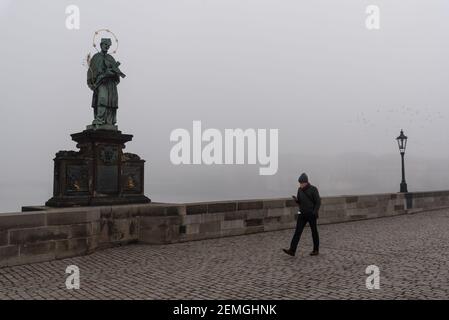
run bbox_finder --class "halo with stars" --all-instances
[92,29,119,54]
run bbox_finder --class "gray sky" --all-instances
[1,0,449,212]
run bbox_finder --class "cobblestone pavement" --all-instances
[1,209,449,300]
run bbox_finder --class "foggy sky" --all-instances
[1,0,449,212]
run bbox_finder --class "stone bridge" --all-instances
[1,190,449,299]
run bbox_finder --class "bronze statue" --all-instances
[87,38,126,129]
[46,33,151,207]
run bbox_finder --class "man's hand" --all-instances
[292,195,298,202]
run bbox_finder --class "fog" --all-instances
[1,0,449,212]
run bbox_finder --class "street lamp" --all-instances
[396,129,408,193]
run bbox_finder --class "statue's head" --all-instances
[100,38,112,53]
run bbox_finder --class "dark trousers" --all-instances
[290,213,319,253]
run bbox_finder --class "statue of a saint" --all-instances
[87,38,126,129]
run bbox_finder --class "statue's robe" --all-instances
[87,52,120,125]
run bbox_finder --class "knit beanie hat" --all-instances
[298,173,309,183]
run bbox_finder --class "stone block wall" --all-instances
[2,190,449,267]
[168,193,408,243]
[0,209,99,266]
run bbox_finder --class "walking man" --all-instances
[283,173,321,257]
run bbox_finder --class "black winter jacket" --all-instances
[295,184,321,217]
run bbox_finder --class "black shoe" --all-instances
[309,250,319,256]
[282,248,295,257]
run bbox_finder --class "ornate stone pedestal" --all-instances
[46,129,151,207]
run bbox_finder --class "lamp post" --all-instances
[396,129,408,193]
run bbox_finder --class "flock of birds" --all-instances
[350,106,445,129]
